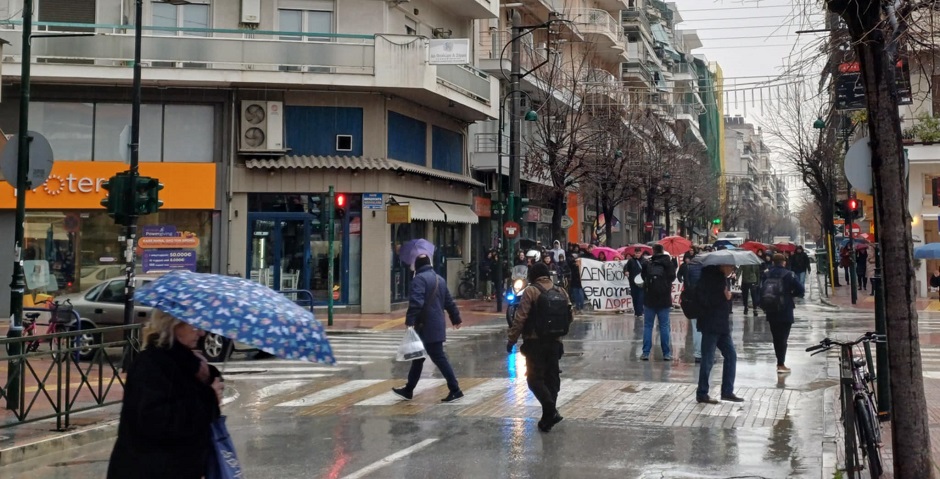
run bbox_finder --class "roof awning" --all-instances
[389,195,446,222]
[435,202,478,224]
[244,155,484,187]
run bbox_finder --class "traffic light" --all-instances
[101,173,131,224]
[518,197,530,219]
[834,200,848,219]
[134,176,164,215]
[712,218,721,225]
[846,198,862,220]
[335,193,346,219]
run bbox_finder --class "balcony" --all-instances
[427,0,498,20]
[670,62,696,83]
[571,9,626,60]
[0,22,499,120]
[582,69,626,108]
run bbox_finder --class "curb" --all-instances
[0,419,119,467]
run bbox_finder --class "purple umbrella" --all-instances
[399,238,435,265]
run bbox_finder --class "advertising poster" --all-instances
[140,225,199,274]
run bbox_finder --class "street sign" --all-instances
[0,131,54,189]
[503,221,520,239]
[644,221,653,232]
[844,136,908,195]
[560,215,574,229]
[362,193,384,210]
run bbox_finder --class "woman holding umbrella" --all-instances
[108,310,223,479]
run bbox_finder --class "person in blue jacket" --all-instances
[761,253,805,374]
[392,254,464,403]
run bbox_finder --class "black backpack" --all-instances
[644,260,671,299]
[759,272,790,312]
[528,283,572,338]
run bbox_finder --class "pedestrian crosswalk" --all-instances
[222,324,506,384]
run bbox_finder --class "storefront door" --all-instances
[248,212,349,305]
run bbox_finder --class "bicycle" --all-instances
[22,300,83,362]
[806,331,885,478]
[457,262,479,299]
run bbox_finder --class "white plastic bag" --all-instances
[396,327,427,362]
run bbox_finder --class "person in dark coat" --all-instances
[393,255,464,403]
[762,253,805,373]
[789,246,811,288]
[640,245,676,361]
[695,264,744,404]
[567,253,584,311]
[108,310,223,479]
[856,247,868,291]
[624,249,645,319]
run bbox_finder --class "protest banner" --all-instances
[579,258,681,312]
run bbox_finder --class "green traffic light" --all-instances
[712,218,721,224]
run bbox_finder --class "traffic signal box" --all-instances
[101,172,164,223]
[835,198,863,220]
[335,193,347,219]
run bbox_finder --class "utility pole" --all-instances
[327,186,335,326]
[6,0,33,411]
[508,10,522,233]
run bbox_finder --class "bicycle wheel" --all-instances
[458,281,475,300]
[855,396,883,477]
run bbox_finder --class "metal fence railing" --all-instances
[0,323,142,431]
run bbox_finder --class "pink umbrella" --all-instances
[658,236,692,256]
[590,246,620,261]
[618,244,653,257]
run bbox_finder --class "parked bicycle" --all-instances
[457,261,478,299]
[806,331,885,478]
[22,300,89,362]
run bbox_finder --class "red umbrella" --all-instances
[741,241,767,254]
[618,244,653,257]
[658,236,692,256]
[857,233,873,242]
[774,242,797,253]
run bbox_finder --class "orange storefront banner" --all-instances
[0,162,216,210]
[567,192,579,245]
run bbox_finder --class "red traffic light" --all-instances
[336,194,346,207]
[847,198,858,210]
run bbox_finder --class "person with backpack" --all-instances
[760,253,805,374]
[507,262,573,433]
[739,262,761,317]
[677,252,703,362]
[640,244,676,361]
[624,249,645,319]
[695,263,744,403]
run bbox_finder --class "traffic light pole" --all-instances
[508,10,522,235]
[848,195,858,305]
[120,0,145,371]
[327,186,335,326]
[6,0,33,411]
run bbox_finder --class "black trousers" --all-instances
[768,320,792,366]
[521,339,563,421]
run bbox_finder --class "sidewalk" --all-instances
[0,299,505,466]
[820,281,935,312]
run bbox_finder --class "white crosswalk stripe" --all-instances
[223,324,504,384]
[277,379,386,407]
[355,379,447,406]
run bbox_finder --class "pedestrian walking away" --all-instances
[393,254,464,403]
[695,264,745,404]
[866,244,876,296]
[507,262,574,433]
[625,249,646,319]
[738,261,761,317]
[760,253,805,374]
[641,244,676,361]
[568,252,585,311]
[108,309,223,479]
[677,251,703,362]
[789,246,811,289]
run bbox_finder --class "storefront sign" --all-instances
[473,196,491,218]
[538,207,553,224]
[0,161,216,210]
[579,258,680,311]
[140,225,199,273]
[363,193,384,210]
[387,204,411,224]
[524,207,541,223]
[428,39,470,65]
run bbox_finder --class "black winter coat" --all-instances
[642,254,677,308]
[108,340,221,479]
[696,266,733,335]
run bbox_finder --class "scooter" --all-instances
[505,265,529,327]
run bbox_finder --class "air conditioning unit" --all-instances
[239,100,284,153]
[241,0,261,24]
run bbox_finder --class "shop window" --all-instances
[435,224,463,258]
[432,126,463,174]
[29,102,93,160]
[94,103,163,162]
[163,105,215,162]
[388,111,427,167]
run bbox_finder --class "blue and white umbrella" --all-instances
[135,271,335,364]
[915,243,940,260]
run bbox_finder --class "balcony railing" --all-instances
[570,9,624,47]
[437,64,492,104]
[622,6,652,34]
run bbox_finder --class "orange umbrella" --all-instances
[658,236,692,256]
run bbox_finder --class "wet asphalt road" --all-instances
[4,280,920,479]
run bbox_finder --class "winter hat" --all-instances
[414,255,432,269]
[529,262,550,282]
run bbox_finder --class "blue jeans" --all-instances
[406,341,460,393]
[642,306,672,357]
[690,319,702,359]
[570,287,585,311]
[631,286,645,316]
[697,332,737,398]
[796,272,806,287]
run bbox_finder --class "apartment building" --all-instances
[0,0,499,314]
[722,115,782,236]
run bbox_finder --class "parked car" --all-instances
[78,264,142,291]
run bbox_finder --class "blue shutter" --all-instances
[285,106,363,156]
[432,126,463,174]
[387,111,427,166]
